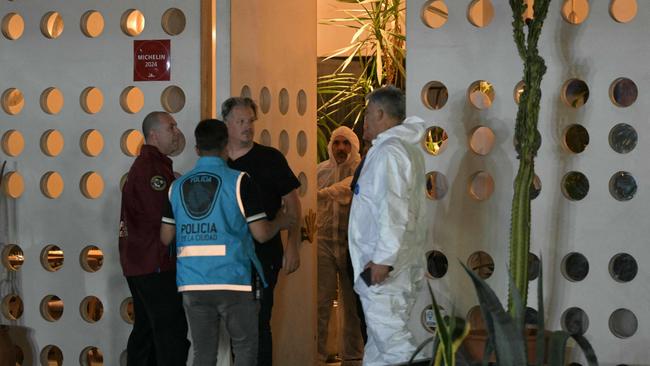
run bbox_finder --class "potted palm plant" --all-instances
[317,0,405,161]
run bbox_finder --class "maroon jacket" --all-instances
[119,145,176,276]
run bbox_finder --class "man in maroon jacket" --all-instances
[119,111,190,366]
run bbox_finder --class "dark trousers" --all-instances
[126,271,190,366]
[183,291,259,366]
[257,263,280,366]
[346,254,367,343]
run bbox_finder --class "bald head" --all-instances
[141,111,180,155]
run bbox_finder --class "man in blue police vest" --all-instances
[160,119,295,366]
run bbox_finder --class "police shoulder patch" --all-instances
[150,175,167,191]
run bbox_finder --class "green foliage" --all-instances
[507,0,551,316]
[461,261,598,366]
[408,282,469,366]
[317,0,405,162]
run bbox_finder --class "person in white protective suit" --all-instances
[348,86,427,366]
[317,126,364,365]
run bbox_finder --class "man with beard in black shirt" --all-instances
[223,97,302,366]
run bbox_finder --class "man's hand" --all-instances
[365,261,391,285]
[282,189,302,275]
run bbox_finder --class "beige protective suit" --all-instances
[317,126,364,364]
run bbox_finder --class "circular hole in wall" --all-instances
[2,12,24,40]
[421,81,448,110]
[120,298,135,324]
[298,172,308,197]
[2,130,25,157]
[80,171,104,199]
[2,244,24,271]
[121,129,144,156]
[610,0,637,23]
[609,253,637,283]
[609,309,637,338]
[80,296,104,323]
[80,129,104,157]
[80,245,104,273]
[528,253,540,281]
[80,87,104,114]
[514,80,526,104]
[81,10,104,38]
[467,0,495,28]
[561,171,589,201]
[609,171,636,201]
[121,9,145,36]
[609,77,638,107]
[162,8,186,36]
[468,171,495,201]
[562,79,589,108]
[41,171,64,199]
[260,87,271,114]
[563,124,589,154]
[40,295,64,322]
[469,126,495,155]
[467,251,494,279]
[467,80,495,110]
[120,86,144,114]
[41,129,65,157]
[41,245,64,272]
[422,126,448,155]
[240,85,252,98]
[41,11,64,39]
[296,131,307,157]
[161,85,186,113]
[561,307,589,335]
[259,129,272,147]
[40,345,63,366]
[561,0,590,25]
[561,252,589,282]
[2,88,25,115]
[421,304,446,333]
[425,171,448,200]
[278,130,290,155]
[421,0,449,29]
[297,89,307,116]
[2,171,24,199]
[80,346,104,366]
[466,306,486,330]
[426,250,448,278]
[279,88,289,115]
[1,294,23,320]
[609,123,637,154]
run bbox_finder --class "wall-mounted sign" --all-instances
[134,39,171,81]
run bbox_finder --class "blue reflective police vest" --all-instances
[168,156,266,292]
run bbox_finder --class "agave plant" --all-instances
[317,0,405,161]
[461,260,598,366]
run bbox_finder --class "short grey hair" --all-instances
[366,85,405,121]
[221,97,258,121]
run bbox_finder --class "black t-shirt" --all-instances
[228,143,301,266]
[162,173,266,224]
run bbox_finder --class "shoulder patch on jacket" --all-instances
[150,175,167,191]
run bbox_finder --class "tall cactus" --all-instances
[508,0,551,318]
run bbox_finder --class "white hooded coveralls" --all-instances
[317,126,364,363]
[348,116,427,366]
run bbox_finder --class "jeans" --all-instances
[183,290,259,366]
